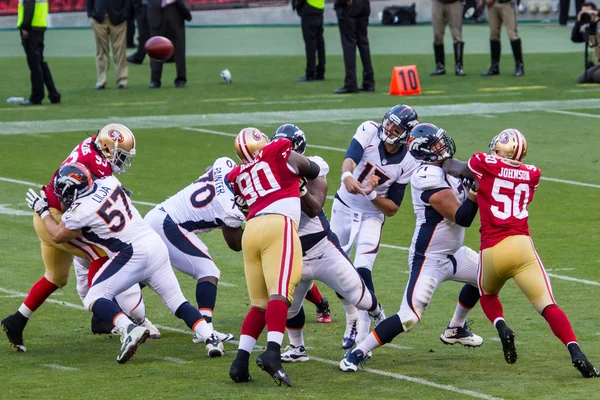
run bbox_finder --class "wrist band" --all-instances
[341,171,353,183]
[40,210,50,219]
[367,190,377,200]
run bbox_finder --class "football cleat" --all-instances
[117,324,150,364]
[1,312,28,353]
[368,304,386,327]
[229,358,253,383]
[339,349,368,372]
[138,318,161,339]
[256,350,292,387]
[569,343,600,378]
[342,317,358,349]
[192,330,235,344]
[281,345,309,363]
[440,321,483,347]
[205,333,225,358]
[496,322,517,364]
[316,297,332,323]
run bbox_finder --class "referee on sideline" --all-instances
[294,0,326,82]
[481,0,524,77]
[430,0,466,76]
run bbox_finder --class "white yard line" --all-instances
[42,364,80,371]
[3,99,600,135]
[156,356,190,364]
[546,110,600,119]
[546,273,600,286]
[0,287,501,399]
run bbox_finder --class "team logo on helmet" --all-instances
[252,131,262,141]
[498,132,510,144]
[108,129,124,143]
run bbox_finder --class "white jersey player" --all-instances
[268,125,383,363]
[144,156,244,343]
[26,163,224,363]
[330,104,421,347]
[340,123,483,372]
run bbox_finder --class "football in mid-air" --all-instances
[145,36,174,62]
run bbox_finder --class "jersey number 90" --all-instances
[237,162,281,206]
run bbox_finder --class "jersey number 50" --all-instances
[491,178,530,220]
[237,161,281,206]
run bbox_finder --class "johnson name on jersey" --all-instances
[468,152,541,250]
[62,175,155,257]
[337,121,420,215]
[298,156,331,250]
[160,157,245,232]
[409,165,467,257]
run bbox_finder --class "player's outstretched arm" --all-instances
[429,189,478,227]
[442,158,473,179]
[289,151,321,180]
[301,176,328,218]
[221,225,243,252]
[43,217,82,243]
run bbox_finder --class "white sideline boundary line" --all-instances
[0,290,502,400]
[4,98,600,135]
[2,176,600,287]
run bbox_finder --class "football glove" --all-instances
[299,177,308,197]
[461,177,479,193]
[234,195,249,214]
[26,188,50,219]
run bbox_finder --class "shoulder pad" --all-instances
[410,165,449,191]
[307,155,329,177]
[353,121,379,144]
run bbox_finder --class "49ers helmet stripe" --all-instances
[238,131,252,163]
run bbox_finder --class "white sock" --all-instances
[18,304,33,319]
[493,317,505,328]
[238,334,256,354]
[192,318,213,339]
[341,298,358,320]
[287,328,304,347]
[113,313,132,330]
[356,310,371,343]
[449,303,471,328]
[357,332,382,354]
[267,331,284,346]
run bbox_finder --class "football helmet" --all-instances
[378,104,419,146]
[271,124,307,154]
[95,123,136,174]
[54,162,94,205]
[234,127,269,164]
[489,128,528,166]
[407,123,456,163]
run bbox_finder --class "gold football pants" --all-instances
[479,235,555,313]
[242,214,303,309]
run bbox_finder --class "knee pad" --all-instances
[397,309,419,332]
[45,272,69,289]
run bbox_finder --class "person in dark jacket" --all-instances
[294,0,326,82]
[146,0,191,88]
[571,2,600,82]
[17,0,61,106]
[87,0,131,89]
[333,0,374,94]
[127,0,151,64]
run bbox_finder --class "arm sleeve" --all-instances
[454,198,479,227]
[572,22,585,42]
[387,182,407,206]
[344,139,364,164]
[21,0,35,29]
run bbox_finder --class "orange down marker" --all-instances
[389,65,422,96]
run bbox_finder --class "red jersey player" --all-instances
[2,124,136,353]
[227,127,321,387]
[444,128,599,378]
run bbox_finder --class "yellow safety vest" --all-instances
[17,0,48,28]
[307,0,325,10]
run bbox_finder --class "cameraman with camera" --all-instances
[572,2,600,83]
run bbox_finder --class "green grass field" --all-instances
[1,23,599,400]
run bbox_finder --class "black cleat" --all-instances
[229,358,253,383]
[256,350,292,387]
[1,313,28,352]
[497,323,517,364]
[569,344,600,378]
[513,62,525,77]
[91,315,115,335]
[430,63,446,76]
[481,63,500,76]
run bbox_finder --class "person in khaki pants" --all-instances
[482,0,524,76]
[430,0,465,76]
[87,0,131,89]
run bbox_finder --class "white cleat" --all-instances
[204,333,225,358]
[281,345,309,363]
[368,304,386,326]
[440,322,484,348]
[117,324,150,364]
[341,317,358,349]
[138,318,161,339]
[192,330,234,344]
